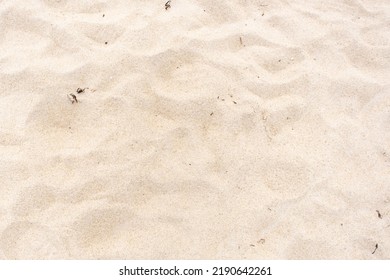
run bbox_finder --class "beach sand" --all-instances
[0,0,389,259]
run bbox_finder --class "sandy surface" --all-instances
[0,0,389,259]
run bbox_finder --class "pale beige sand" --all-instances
[0,0,389,259]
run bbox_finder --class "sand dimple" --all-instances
[77,23,125,45]
[13,184,56,217]
[286,238,336,259]
[68,207,132,251]
[42,0,108,13]
[342,42,390,77]
[61,179,109,204]
[0,222,68,259]
[262,102,305,138]
[245,76,310,99]
[361,23,390,46]
[360,89,390,149]
[262,160,312,200]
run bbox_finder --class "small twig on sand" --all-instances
[76,88,87,94]
[68,93,78,104]
[372,243,378,254]
[165,1,171,10]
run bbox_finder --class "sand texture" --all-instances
[0,0,389,259]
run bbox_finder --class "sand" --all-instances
[0,0,389,259]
